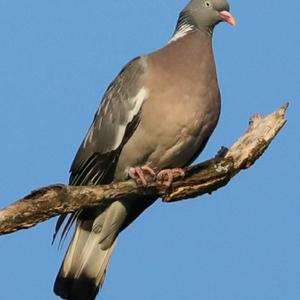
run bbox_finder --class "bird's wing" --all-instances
[71,56,148,185]
[53,56,149,243]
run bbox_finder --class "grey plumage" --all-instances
[54,0,235,299]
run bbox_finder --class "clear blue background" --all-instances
[1,1,299,299]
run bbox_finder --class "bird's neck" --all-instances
[149,30,216,80]
[166,30,214,60]
[170,23,195,43]
[170,13,213,43]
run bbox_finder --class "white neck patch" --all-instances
[169,24,194,43]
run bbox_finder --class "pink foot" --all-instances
[128,166,156,186]
[157,168,185,187]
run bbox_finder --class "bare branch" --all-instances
[0,104,288,235]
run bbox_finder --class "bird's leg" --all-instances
[128,166,156,186]
[157,168,185,187]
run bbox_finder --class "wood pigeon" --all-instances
[54,0,236,299]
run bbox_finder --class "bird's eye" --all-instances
[204,1,211,8]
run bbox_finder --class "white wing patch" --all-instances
[114,124,126,149]
[127,87,148,125]
[83,87,149,151]
[111,87,149,150]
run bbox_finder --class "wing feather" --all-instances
[53,56,149,242]
[70,56,148,181]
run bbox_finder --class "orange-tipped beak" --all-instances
[219,11,236,26]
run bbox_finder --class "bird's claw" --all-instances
[129,166,185,187]
[157,168,185,187]
[128,166,156,186]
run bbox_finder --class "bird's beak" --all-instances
[219,11,236,26]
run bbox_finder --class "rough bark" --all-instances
[0,104,288,235]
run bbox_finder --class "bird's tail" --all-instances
[54,197,156,300]
[54,202,127,300]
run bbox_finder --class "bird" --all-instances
[53,0,236,299]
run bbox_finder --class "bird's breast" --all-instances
[114,33,221,179]
[140,78,220,169]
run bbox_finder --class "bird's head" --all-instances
[178,0,236,36]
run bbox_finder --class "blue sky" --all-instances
[1,0,299,299]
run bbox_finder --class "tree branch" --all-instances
[0,103,288,235]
